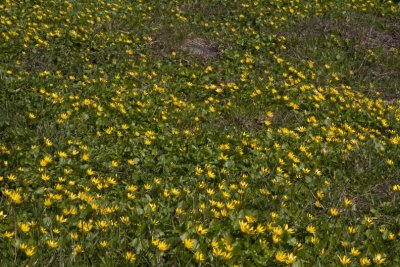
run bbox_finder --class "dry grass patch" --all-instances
[181,37,220,59]
[282,16,400,51]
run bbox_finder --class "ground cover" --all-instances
[1,0,400,266]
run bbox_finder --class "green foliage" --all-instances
[0,0,400,266]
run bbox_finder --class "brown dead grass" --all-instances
[206,112,265,132]
[281,15,400,99]
[206,107,300,133]
[281,16,400,51]
[181,37,220,59]
[22,48,52,73]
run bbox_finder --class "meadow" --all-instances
[1,0,400,266]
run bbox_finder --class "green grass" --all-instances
[0,0,400,266]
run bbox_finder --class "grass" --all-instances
[0,0,400,266]
[281,10,400,99]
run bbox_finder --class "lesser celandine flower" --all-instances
[18,222,30,233]
[329,208,339,217]
[1,0,399,265]
[100,240,108,247]
[196,225,208,235]
[360,257,372,266]
[47,240,59,249]
[337,255,351,265]
[350,247,361,256]
[373,254,386,265]
[25,246,36,257]
[194,251,204,262]
[183,238,195,250]
[207,170,216,179]
[72,244,83,255]
[306,225,316,234]
[157,240,169,252]
[3,231,14,239]
[275,251,286,263]
[125,251,136,262]
[286,253,297,264]
[3,189,22,204]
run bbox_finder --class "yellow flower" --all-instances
[151,237,160,246]
[44,138,53,147]
[125,251,136,262]
[57,151,68,158]
[157,241,169,252]
[19,243,28,250]
[360,257,371,266]
[120,216,131,225]
[275,251,287,263]
[111,160,119,168]
[286,253,297,264]
[393,184,400,191]
[338,255,351,265]
[3,231,14,238]
[7,174,16,181]
[183,238,195,250]
[44,198,52,207]
[329,208,339,217]
[388,232,395,240]
[347,226,357,234]
[373,254,385,265]
[47,240,59,249]
[105,127,113,135]
[219,152,228,161]
[364,216,374,226]
[344,198,353,207]
[195,166,203,176]
[73,244,83,255]
[341,241,349,248]
[0,211,7,220]
[149,203,157,212]
[70,232,79,240]
[196,225,208,235]
[82,153,90,161]
[245,215,256,223]
[18,223,30,233]
[350,247,361,256]
[256,224,266,234]
[314,200,322,208]
[306,225,316,234]
[25,246,36,257]
[41,173,50,181]
[207,170,216,179]
[310,236,319,244]
[100,240,109,248]
[194,251,205,262]
[40,159,48,167]
[239,220,255,235]
[77,220,93,232]
[3,189,22,204]
[144,184,152,190]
